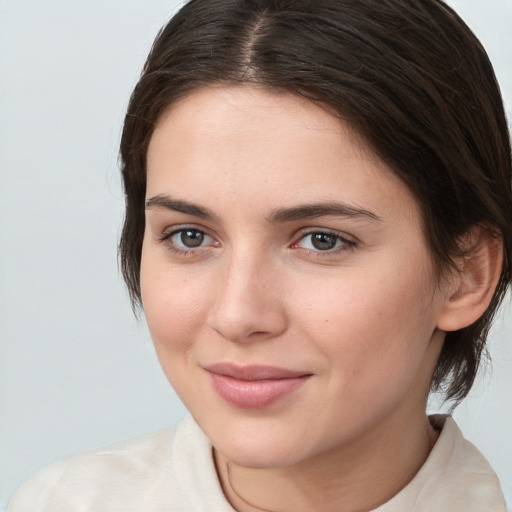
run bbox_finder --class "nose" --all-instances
[207,251,288,343]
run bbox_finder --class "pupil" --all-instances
[311,233,336,251]
[181,230,204,248]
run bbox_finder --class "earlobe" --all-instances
[437,226,503,332]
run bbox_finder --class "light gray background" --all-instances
[0,0,511,509]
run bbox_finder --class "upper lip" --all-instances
[205,363,311,381]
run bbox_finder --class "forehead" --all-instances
[146,85,420,222]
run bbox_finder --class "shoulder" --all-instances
[423,416,508,511]
[8,416,232,511]
[375,416,508,512]
[8,427,177,511]
[7,419,201,512]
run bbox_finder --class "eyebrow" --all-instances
[145,195,219,222]
[267,202,382,224]
[145,194,382,224]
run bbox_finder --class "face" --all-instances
[141,86,450,469]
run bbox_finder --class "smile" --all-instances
[205,363,312,409]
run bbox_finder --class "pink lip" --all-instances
[205,363,312,409]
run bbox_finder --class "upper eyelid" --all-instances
[156,224,357,248]
[159,224,213,239]
[293,227,357,242]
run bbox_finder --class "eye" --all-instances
[293,231,356,252]
[158,227,217,254]
[171,228,211,248]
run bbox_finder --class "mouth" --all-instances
[204,363,312,409]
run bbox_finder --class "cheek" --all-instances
[140,262,212,402]
[299,262,437,373]
[140,256,209,353]
[300,275,437,426]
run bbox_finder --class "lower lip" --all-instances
[208,373,310,409]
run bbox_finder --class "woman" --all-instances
[9,0,511,510]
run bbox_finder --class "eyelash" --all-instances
[157,226,357,257]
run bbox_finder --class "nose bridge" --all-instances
[207,245,286,342]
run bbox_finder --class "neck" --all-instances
[215,410,439,512]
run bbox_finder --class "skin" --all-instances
[141,86,458,511]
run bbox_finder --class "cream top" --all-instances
[8,415,507,511]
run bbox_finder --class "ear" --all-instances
[436,226,503,332]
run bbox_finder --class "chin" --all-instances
[205,420,314,469]
[221,442,301,469]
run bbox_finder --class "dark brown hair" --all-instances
[119,0,512,404]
